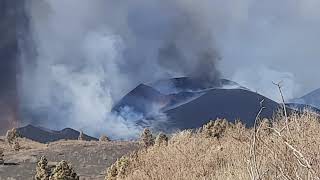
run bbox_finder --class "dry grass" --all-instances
[109,111,320,180]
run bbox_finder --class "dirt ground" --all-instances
[0,137,140,180]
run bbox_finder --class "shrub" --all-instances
[49,160,79,180]
[115,112,320,180]
[13,141,21,152]
[202,119,229,138]
[6,128,20,145]
[105,156,129,180]
[99,135,110,142]
[35,156,50,180]
[0,148,4,165]
[155,133,168,147]
[259,118,272,135]
[6,128,22,151]
[140,128,154,148]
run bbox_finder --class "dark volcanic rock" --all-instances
[286,103,320,114]
[148,77,246,94]
[162,89,282,129]
[113,78,287,132]
[112,77,246,117]
[17,125,98,143]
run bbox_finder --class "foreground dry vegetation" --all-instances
[107,111,320,180]
[1,111,320,179]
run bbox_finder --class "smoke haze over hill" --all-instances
[1,0,320,137]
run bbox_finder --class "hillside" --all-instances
[113,77,285,132]
[291,88,320,109]
[161,89,281,130]
[16,125,98,143]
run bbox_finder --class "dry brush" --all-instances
[105,111,320,180]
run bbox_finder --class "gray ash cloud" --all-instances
[2,0,320,137]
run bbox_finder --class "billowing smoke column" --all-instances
[0,1,25,134]
[15,0,320,138]
[19,0,220,138]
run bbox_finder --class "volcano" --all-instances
[112,77,246,116]
[112,77,286,131]
[162,88,280,129]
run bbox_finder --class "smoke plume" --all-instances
[18,0,221,138]
[216,0,320,101]
[0,1,25,134]
[14,0,320,138]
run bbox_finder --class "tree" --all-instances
[6,128,20,145]
[105,156,129,180]
[99,135,110,142]
[35,156,50,180]
[155,133,168,147]
[140,128,154,148]
[49,160,79,180]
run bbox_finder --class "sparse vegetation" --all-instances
[99,135,111,142]
[3,111,320,179]
[49,160,79,180]
[106,111,320,180]
[0,148,4,165]
[202,118,230,138]
[35,156,50,180]
[140,128,154,148]
[13,141,20,151]
[0,136,139,179]
[6,128,20,145]
[6,128,22,151]
[105,156,130,180]
[154,132,168,147]
[35,156,79,180]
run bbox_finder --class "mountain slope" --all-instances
[113,78,287,132]
[290,88,320,109]
[17,125,98,143]
[161,89,282,130]
[113,77,248,117]
[112,84,170,116]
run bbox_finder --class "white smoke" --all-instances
[217,0,320,101]
[19,0,320,138]
[19,0,221,138]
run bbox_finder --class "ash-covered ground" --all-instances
[0,137,140,180]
